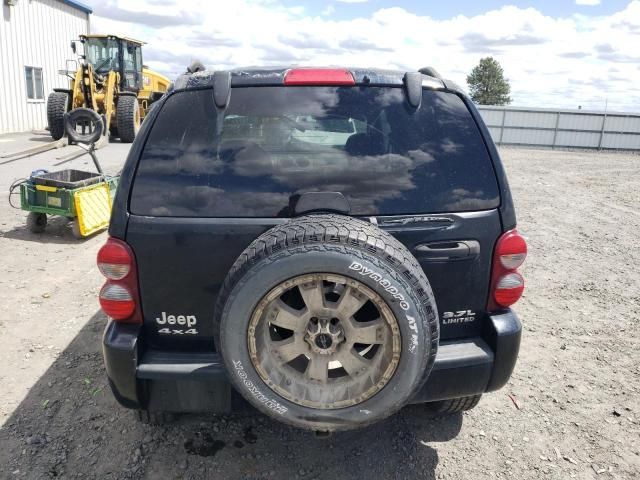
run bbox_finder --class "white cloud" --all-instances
[575,0,601,5]
[322,5,335,16]
[335,0,369,3]
[89,0,640,111]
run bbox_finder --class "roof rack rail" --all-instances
[418,67,443,80]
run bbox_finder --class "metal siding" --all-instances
[487,126,502,140]
[505,111,557,129]
[502,127,555,145]
[605,115,640,133]
[0,0,88,134]
[478,109,503,126]
[555,131,600,148]
[557,114,603,131]
[477,106,640,151]
[601,133,640,150]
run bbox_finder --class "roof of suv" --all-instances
[171,66,462,93]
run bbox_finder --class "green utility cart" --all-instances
[19,171,118,238]
[13,144,118,239]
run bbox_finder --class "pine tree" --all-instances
[466,57,512,105]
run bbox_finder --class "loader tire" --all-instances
[47,92,68,140]
[116,95,140,143]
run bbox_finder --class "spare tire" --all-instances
[215,214,439,431]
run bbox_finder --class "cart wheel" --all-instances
[71,218,84,239]
[26,212,47,233]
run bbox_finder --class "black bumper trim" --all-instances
[410,338,494,403]
[137,351,226,380]
[484,310,522,391]
[103,310,521,411]
[102,321,141,408]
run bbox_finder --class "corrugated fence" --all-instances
[477,106,640,151]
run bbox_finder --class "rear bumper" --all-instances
[103,310,521,412]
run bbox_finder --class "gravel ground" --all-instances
[0,137,639,479]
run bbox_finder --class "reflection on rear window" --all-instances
[130,87,499,217]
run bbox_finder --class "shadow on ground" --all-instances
[1,216,90,245]
[0,312,462,479]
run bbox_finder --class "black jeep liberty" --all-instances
[98,67,526,432]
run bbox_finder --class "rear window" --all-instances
[130,87,499,217]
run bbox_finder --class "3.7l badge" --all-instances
[442,310,476,325]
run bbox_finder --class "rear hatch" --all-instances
[124,75,503,351]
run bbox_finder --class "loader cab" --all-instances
[80,35,144,92]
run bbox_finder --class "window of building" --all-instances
[25,67,44,101]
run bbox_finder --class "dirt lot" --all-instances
[0,136,638,479]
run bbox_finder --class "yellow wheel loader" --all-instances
[47,34,170,143]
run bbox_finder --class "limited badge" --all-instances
[442,310,476,325]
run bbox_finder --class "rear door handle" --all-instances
[414,240,480,261]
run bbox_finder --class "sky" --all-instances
[86,0,640,111]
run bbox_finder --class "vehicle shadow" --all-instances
[0,311,462,479]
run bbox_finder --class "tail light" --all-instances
[97,240,131,279]
[99,284,136,318]
[97,237,142,323]
[284,68,355,86]
[488,230,527,310]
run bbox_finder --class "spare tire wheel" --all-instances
[215,214,439,431]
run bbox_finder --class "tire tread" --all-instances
[47,92,67,140]
[116,96,139,143]
[429,394,482,414]
[214,214,440,430]
[135,410,171,425]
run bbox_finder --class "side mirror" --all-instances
[71,41,76,54]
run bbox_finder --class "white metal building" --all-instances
[0,0,91,134]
